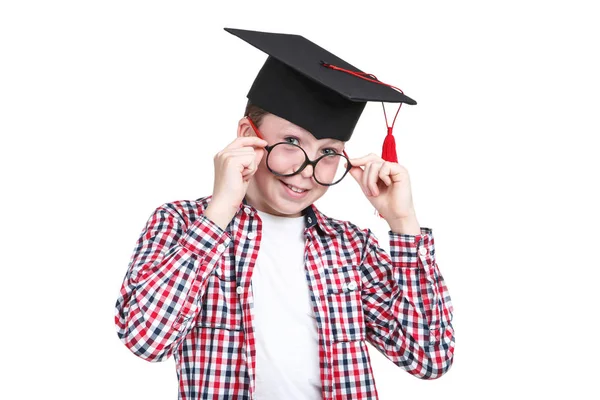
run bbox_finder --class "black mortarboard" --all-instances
[224,27,417,163]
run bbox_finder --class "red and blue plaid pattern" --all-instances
[115,195,455,399]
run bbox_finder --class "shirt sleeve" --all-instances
[360,226,455,379]
[114,204,232,362]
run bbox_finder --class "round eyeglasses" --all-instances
[246,116,353,186]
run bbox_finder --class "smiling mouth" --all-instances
[280,180,310,193]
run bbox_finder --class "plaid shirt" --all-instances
[115,195,455,399]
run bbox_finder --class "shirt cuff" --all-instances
[388,227,434,269]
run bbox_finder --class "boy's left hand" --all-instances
[346,154,417,221]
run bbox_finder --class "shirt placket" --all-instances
[233,204,260,398]
[304,229,335,399]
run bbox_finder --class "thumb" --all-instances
[346,163,363,182]
[255,147,265,165]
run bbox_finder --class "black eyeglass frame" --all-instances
[246,116,353,186]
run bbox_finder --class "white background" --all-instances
[1,1,598,399]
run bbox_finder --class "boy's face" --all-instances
[237,113,346,218]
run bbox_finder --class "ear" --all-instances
[237,116,254,139]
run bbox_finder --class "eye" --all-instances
[284,136,300,145]
[322,148,339,155]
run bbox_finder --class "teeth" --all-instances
[285,183,306,193]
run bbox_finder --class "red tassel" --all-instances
[382,127,398,163]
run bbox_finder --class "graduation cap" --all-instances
[224,27,417,164]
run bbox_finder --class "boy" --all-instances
[115,28,455,399]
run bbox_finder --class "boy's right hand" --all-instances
[206,136,268,229]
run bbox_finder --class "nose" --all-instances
[300,163,314,179]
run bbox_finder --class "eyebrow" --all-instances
[279,131,344,148]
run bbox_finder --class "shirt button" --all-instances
[236,286,243,294]
[247,231,256,239]
[307,217,312,223]
[347,281,357,291]
[217,244,225,253]
[243,207,251,214]
[419,247,428,256]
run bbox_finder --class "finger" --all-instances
[368,162,385,195]
[348,153,383,167]
[225,152,259,176]
[347,162,364,184]
[222,148,257,156]
[241,158,259,179]
[241,162,254,179]
[220,145,268,164]
[388,162,409,183]
[227,136,269,150]
[362,162,372,196]
[255,145,265,166]
[218,149,257,164]
[379,162,392,186]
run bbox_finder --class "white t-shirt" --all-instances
[252,209,322,400]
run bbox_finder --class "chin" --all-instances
[281,201,309,213]
[271,196,310,215]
